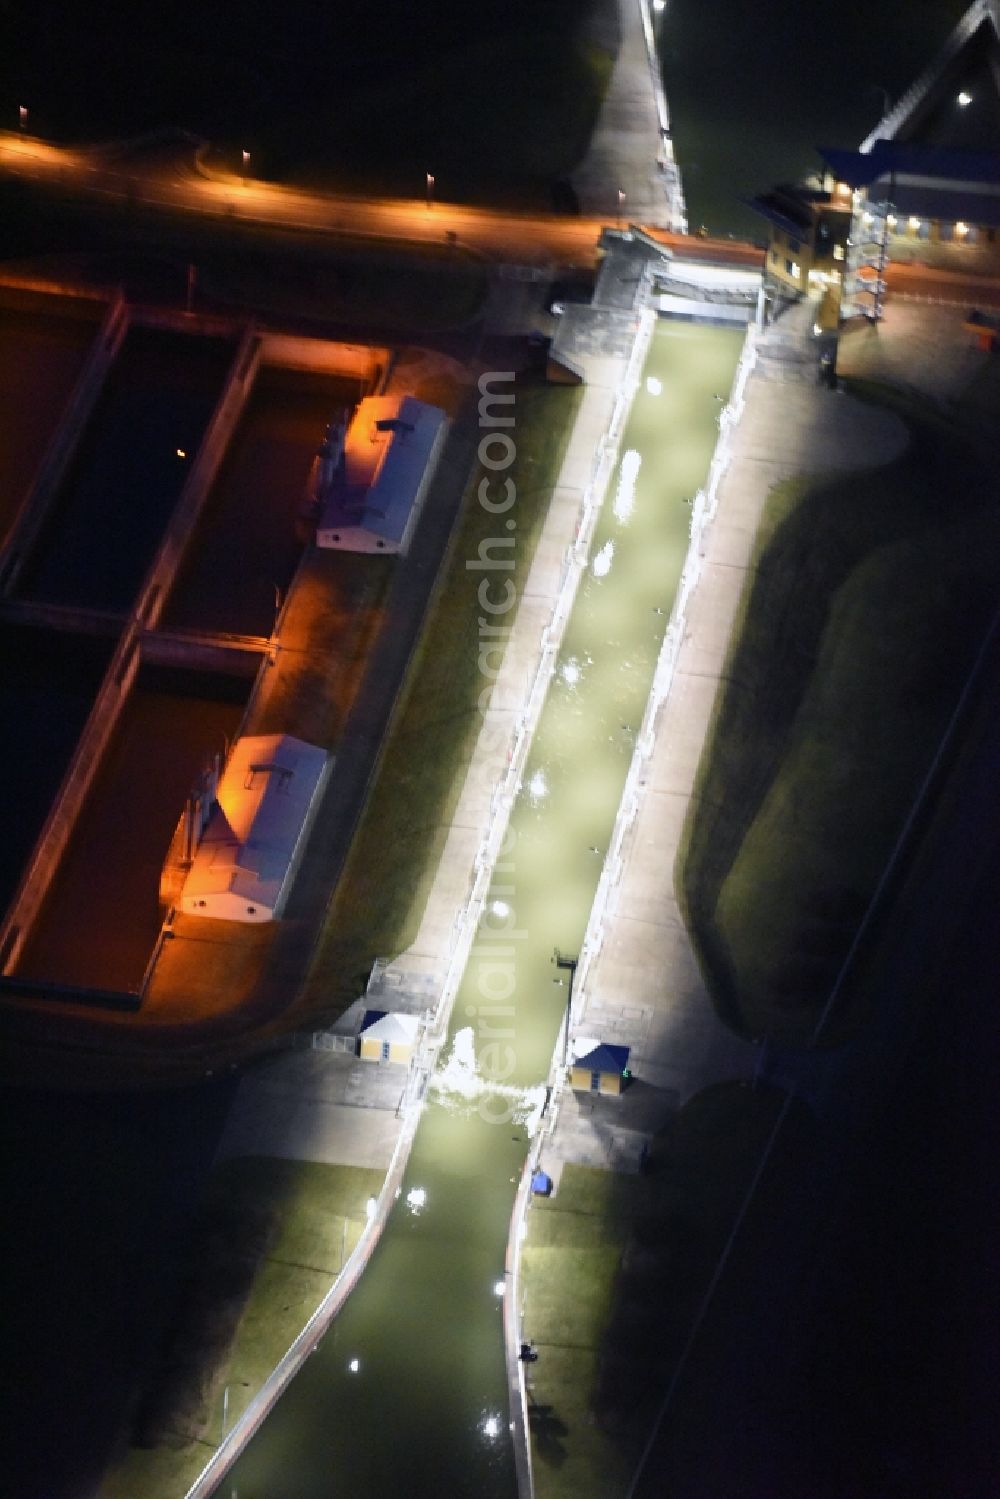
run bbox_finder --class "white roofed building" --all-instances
[316,394,447,555]
[179,734,330,923]
[357,1009,421,1064]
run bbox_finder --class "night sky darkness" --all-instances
[2,1,998,1496]
[2,2,972,218]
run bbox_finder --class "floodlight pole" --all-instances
[269,582,282,664]
[552,949,578,1074]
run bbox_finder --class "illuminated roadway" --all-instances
[0,131,762,272]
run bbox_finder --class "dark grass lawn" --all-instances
[12,0,612,210]
[520,1083,816,1498]
[678,384,1000,1045]
[302,378,582,1020]
[103,1157,384,1498]
[269,26,614,207]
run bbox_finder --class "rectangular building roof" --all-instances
[180,734,328,922]
[359,1009,421,1044]
[317,394,446,554]
[822,141,1000,188]
[572,1041,631,1074]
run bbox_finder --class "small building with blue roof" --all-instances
[569,1039,631,1097]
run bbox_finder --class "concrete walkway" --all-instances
[838,297,1000,433]
[546,304,910,1176]
[213,1048,405,1169]
[572,0,681,227]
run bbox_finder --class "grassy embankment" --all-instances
[521,1083,815,1499]
[678,382,1000,1044]
[302,376,583,1018]
[101,1157,383,1499]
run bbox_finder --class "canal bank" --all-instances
[509,303,912,1498]
[208,318,745,1498]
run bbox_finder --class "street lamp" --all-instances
[18,105,27,131]
[269,582,282,664]
[552,948,578,1072]
[426,171,435,209]
[241,149,250,184]
[617,187,625,228]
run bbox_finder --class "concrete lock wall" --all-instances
[0,274,115,317]
[140,630,266,679]
[0,329,263,976]
[0,291,130,597]
[257,332,391,391]
[136,325,262,635]
[0,634,142,974]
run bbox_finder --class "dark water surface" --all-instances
[18,328,234,612]
[164,370,360,638]
[0,304,101,543]
[16,667,248,991]
[0,626,114,916]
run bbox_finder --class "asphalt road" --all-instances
[0,130,759,272]
[887,259,1000,310]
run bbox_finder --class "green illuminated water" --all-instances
[227,321,743,1498]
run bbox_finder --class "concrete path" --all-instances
[572,0,681,227]
[545,305,910,1176]
[214,1049,405,1169]
[838,297,1000,430]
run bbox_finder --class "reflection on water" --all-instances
[231,1103,523,1499]
[613,448,641,523]
[591,537,614,577]
[226,322,744,1498]
[526,768,548,803]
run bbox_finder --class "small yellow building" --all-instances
[569,1041,631,1097]
[751,1,1000,319]
[749,183,851,301]
[357,1009,419,1065]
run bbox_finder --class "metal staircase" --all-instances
[845,199,892,320]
